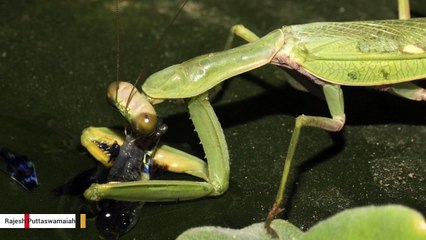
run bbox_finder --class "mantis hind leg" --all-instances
[265,84,346,233]
[387,82,426,101]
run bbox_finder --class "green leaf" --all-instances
[177,219,303,240]
[303,205,426,240]
[177,205,426,240]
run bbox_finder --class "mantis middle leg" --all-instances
[264,84,345,231]
[225,25,347,228]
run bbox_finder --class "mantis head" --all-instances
[107,81,158,136]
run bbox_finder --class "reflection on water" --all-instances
[0,147,39,192]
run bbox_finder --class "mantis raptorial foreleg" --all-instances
[154,145,209,181]
[387,82,426,101]
[225,24,311,93]
[81,127,208,180]
[84,93,229,202]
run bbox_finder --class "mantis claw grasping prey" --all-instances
[81,0,425,235]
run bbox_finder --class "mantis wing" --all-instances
[284,18,426,86]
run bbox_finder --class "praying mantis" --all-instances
[80,0,425,236]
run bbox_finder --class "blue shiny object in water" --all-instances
[0,148,39,191]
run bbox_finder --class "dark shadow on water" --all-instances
[53,166,107,196]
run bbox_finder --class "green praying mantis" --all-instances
[81,0,425,233]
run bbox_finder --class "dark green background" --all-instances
[0,0,425,239]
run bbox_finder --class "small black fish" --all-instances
[0,148,39,191]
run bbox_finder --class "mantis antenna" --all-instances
[119,0,190,110]
[114,0,120,103]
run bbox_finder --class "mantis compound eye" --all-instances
[131,112,158,136]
